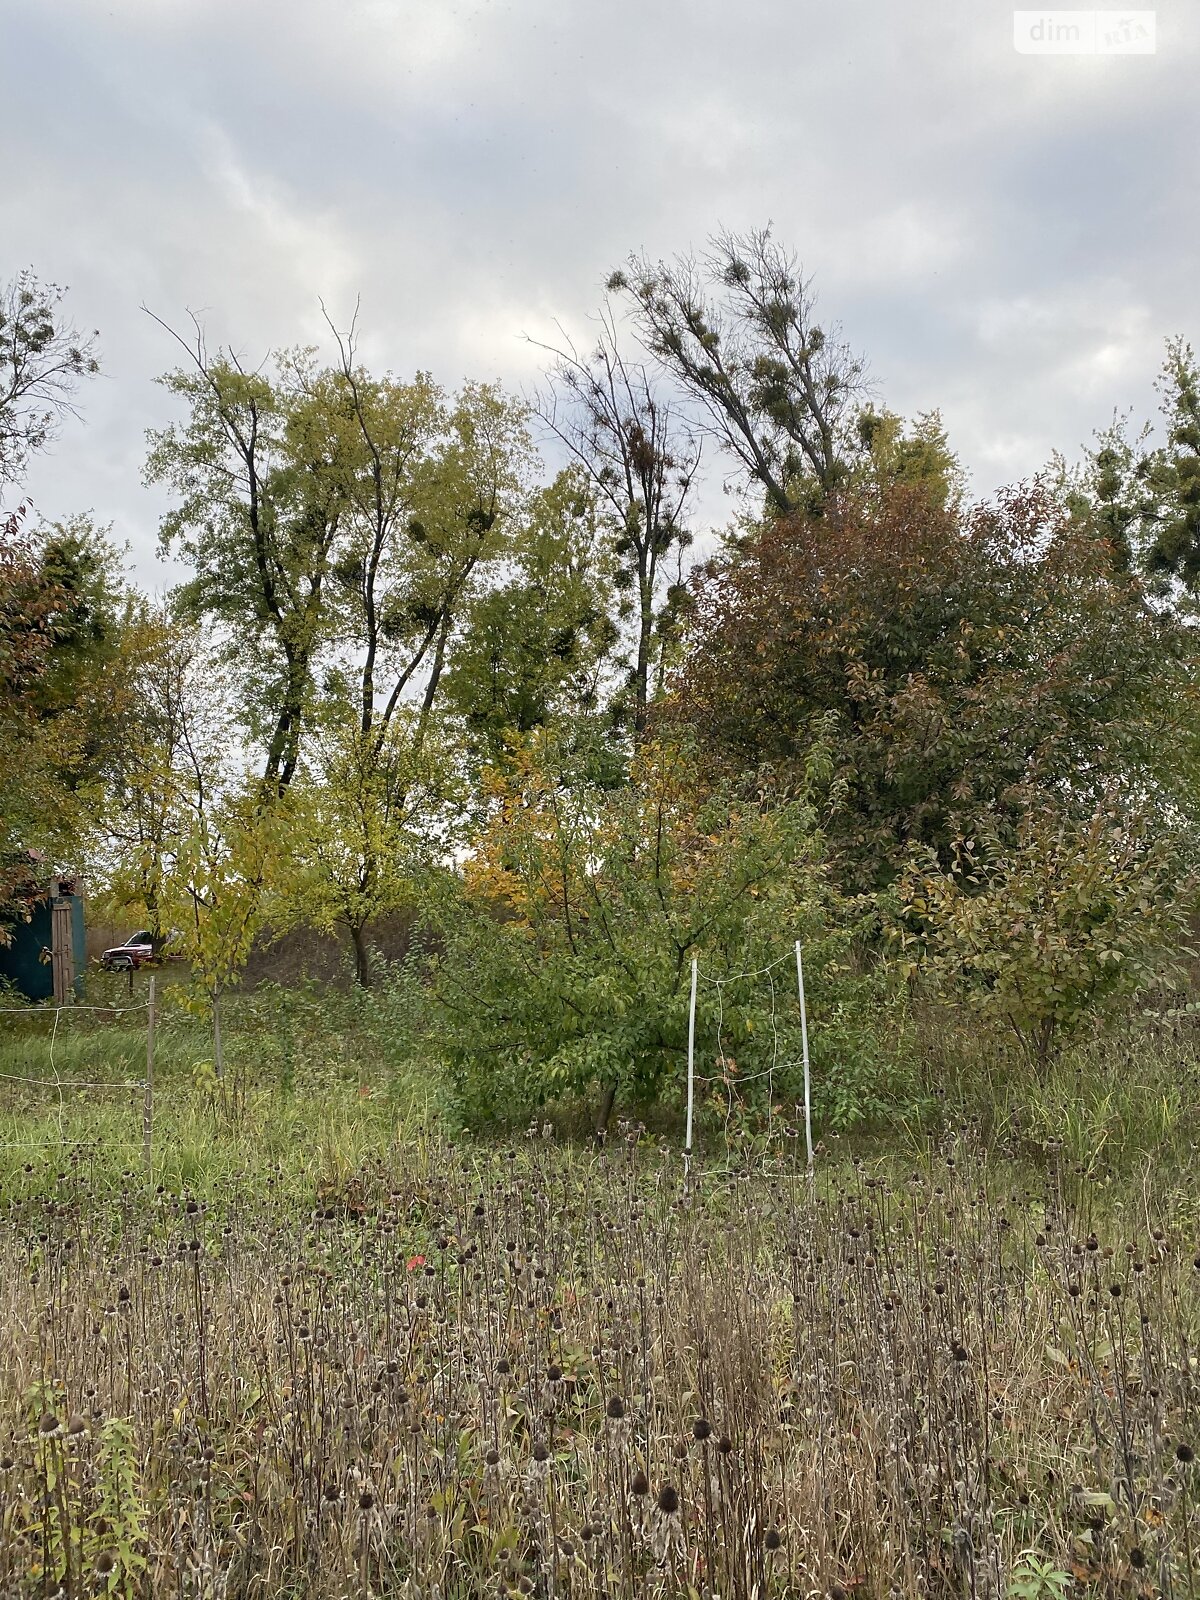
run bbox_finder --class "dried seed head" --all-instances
[358,1491,375,1511]
[1177,1443,1195,1465]
[657,1484,680,1515]
[692,1418,712,1442]
[606,1396,626,1420]
[630,1470,649,1497]
[765,1527,783,1551]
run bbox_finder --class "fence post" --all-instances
[213,991,224,1081]
[685,957,698,1154]
[795,942,814,1172]
[143,976,156,1176]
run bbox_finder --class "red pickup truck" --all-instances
[99,931,159,972]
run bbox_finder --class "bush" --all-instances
[891,801,1193,1065]
[426,733,910,1132]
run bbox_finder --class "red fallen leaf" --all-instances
[406,1254,427,1271]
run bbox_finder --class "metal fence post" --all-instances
[143,976,156,1176]
[795,941,813,1172]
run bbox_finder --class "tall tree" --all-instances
[1144,338,1200,591]
[532,302,699,734]
[102,610,240,949]
[673,480,1187,894]
[320,313,536,754]
[611,227,866,515]
[145,326,349,792]
[1,513,143,928]
[0,270,99,492]
[440,468,620,767]
[283,710,461,988]
[851,407,964,513]
[1061,338,1200,587]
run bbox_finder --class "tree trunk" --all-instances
[350,923,372,989]
[212,990,224,1081]
[595,1080,619,1144]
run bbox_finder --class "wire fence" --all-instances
[2,960,814,1177]
[0,979,157,1169]
[685,943,814,1169]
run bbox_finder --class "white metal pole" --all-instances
[795,941,814,1171]
[144,976,156,1177]
[685,956,698,1153]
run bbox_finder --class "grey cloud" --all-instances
[4,0,1198,583]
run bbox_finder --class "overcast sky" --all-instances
[4,0,1198,586]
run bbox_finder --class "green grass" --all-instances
[909,1000,1200,1172]
[3,968,1200,1214]
[0,971,435,1207]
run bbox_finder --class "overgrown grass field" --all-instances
[2,981,1200,1597]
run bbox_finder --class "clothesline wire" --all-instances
[0,1002,151,1016]
[0,1140,144,1151]
[694,1060,796,1087]
[695,951,794,986]
[0,1070,145,1091]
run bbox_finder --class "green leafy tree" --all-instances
[159,786,291,1077]
[440,467,620,765]
[0,269,110,925]
[532,304,699,733]
[145,329,349,792]
[308,317,537,980]
[1144,338,1200,590]
[102,611,240,949]
[851,406,964,513]
[318,324,536,751]
[891,801,1191,1066]
[1,512,145,931]
[1061,337,1200,586]
[281,709,463,988]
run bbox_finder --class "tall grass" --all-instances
[912,1002,1200,1174]
[1,1133,1198,1597]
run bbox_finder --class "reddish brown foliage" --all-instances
[671,483,1180,891]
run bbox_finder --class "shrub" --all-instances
[428,732,908,1131]
[891,801,1193,1065]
